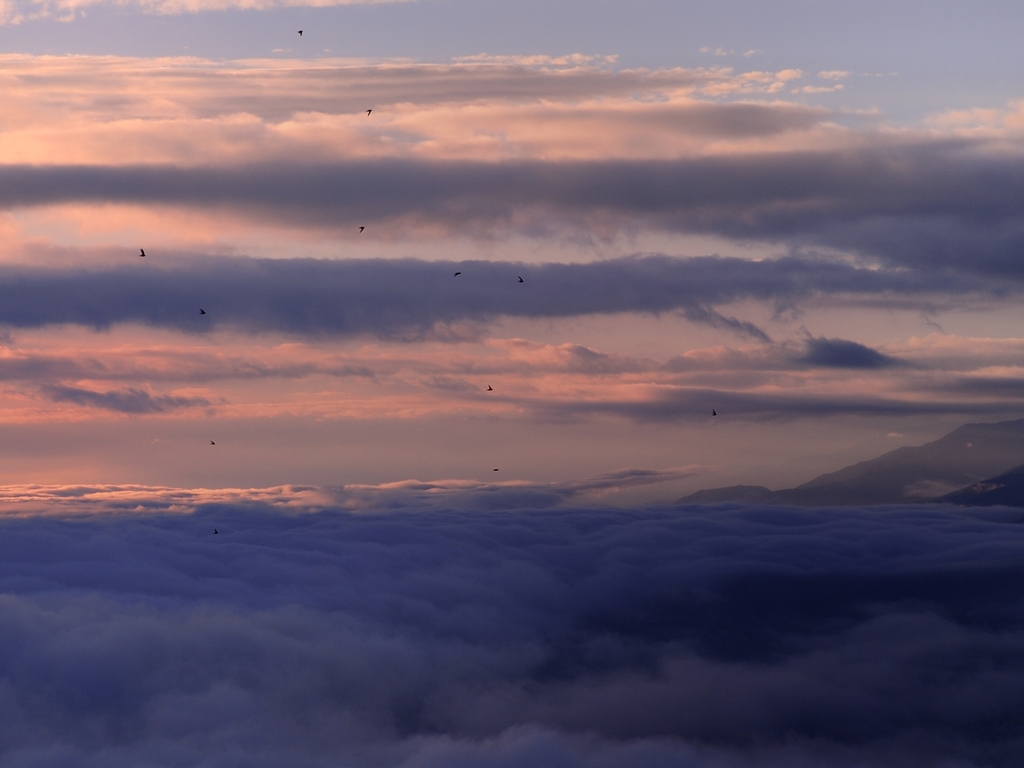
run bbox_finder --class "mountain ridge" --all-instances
[678,419,1024,506]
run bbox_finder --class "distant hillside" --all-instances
[678,419,1024,506]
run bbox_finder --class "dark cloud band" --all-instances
[2,141,1024,272]
[0,254,995,337]
[799,336,898,368]
[1,145,1015,221]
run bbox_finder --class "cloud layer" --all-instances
[0,466,704,515]
[799,336,898,368]
[1,54,1023,482]
[2,0,401,25]
[2,54,1023,276]
[0,55,828,164]
[4,144,1024,274]
[0,254,995,336]
[0,501,1021,766]
[3,254,1024,428]
[0,56,1021,268]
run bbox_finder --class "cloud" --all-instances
[3,139,1024,276]
[451,53,620,67]
[0,56,1023,276]
[681,305,772,342]
[0,254,996,339]
[0,343,372,386]
[331,466,707,511]
[0,482,333,514]
[3,56,1024,432]
[793,84,844,93]
[0,55,834,166]
[5,275,1024,428]
[40,384,211,413]
[6,321,1024,426]
[0,501,1019,765]
[798,336,898,368]
[774,68,803,82]
[0,467,706,515]
[2,57,1023,280]
[552,387,1015,423]
[4,0,404,23]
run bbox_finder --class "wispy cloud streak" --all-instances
[0,468,704,515]
[40,383,211,413]
[0,56,830,163]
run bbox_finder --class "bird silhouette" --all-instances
[366,109,372,116]
[210,440,216,445]
[487,385,493,391]
[711,409,717,416]
[454,271,461,277]
[297,29,302,35]
[214,529,218,534]
[139,249,145,257]
[493,468,499,471]
[199,309,206,315]
[359,226,365,232]
[518,276,524,283]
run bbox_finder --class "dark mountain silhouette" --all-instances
[679,419,1024,506]
[941,464,1024,507]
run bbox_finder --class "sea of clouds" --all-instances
[0,500,1020,766]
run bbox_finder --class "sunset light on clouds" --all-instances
[1,2,1024,765]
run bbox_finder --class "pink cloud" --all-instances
[0,55,838,167]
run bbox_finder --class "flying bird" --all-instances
[366,109,372,116]
[210,440,216,445]
[359,226,365,232]
[711,409,717,416]
[297,29,302,35]
[518,276,524,283]
[487,385,493,391]
[139,249,145,257]
[199,309,206,315]
[214,529,218,534]
[454,272,461,277]
[493,468,499,471]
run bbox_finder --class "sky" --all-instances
[3,2,1024,766]
[2,1,1024,497]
